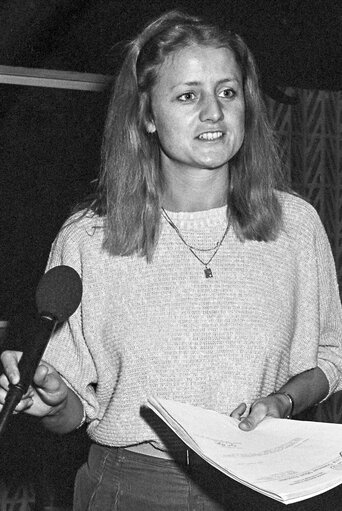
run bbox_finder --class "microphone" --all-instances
[0,265,82,436]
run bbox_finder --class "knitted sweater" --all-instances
[44,192,342,449]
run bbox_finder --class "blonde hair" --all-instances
[85,10,288,259]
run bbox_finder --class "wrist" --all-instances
[41,388,84,434]
[269,392,295,419]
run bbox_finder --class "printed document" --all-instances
[147,397,342,504]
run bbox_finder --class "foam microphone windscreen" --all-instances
[35,265,82,323]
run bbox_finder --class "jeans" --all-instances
[73,443,342,510]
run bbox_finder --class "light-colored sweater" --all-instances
[44,192,342,449]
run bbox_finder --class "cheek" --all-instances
[154,113,185,144]
[238,122,245,142]
[234,112,245,142]
[234,127,245,155]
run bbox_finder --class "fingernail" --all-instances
[240,420,251,430]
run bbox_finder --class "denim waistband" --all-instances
[92,442,205,469]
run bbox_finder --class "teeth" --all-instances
[198,132,223,140]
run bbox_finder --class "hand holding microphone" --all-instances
[0,265,82,436]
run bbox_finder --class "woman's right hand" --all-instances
[0,350,68,418]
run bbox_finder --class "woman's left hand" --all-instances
[230,393,291,431]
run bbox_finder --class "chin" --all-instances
[198,158,229,170]
[197,152,232,168]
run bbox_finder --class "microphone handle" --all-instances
[0,314,57,438]
[17,314,57,394]
[0,386,23,437]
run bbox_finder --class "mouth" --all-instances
[197,131,224,141]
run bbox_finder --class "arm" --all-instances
[231,366,329,431]
[233,206,342,431]
[0,350,84,434]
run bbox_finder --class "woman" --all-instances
[1,10,342,510]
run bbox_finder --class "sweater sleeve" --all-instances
[314,217,342,395]
[289,207,342,397]
[42,216,101,423]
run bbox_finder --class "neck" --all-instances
[162,166,229,212]
[162,193,227,213]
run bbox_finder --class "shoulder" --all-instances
[275,191,332,255]
[48,210,106,268]
[277,191,324,238]
[58,210,105,244]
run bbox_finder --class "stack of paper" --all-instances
[147,397,342,505]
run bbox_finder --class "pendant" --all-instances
[204,267,213,278]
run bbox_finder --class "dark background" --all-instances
[1,0,341,88]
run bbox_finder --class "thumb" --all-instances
[32,364,50,389]
[33,363,62,394]
[238,401,267,431]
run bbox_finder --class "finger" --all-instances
[0,382,34,400]
[230,402,247,419]
[0,385,33,413]
[0,386,8,405]
[0,377,33,406]
[0,373,10,392]
[238,401,268,431]
[9,397,34,414]
[0,351,22,385]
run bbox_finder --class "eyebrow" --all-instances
[170,78,240,90]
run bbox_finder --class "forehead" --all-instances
[155,44,242,86]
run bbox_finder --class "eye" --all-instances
[178,92,196,102]
[219,88,236,99]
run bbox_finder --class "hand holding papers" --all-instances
[147,397,342,505]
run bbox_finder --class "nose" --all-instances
[199,94,223,123]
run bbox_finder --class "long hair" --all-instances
[87,10,288,259]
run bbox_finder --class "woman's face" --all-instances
[147,44,245,177]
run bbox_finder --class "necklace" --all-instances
[161,207,229,278]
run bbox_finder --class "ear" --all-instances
[146,120,156,134]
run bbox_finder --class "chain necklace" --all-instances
[161,207,229,278]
